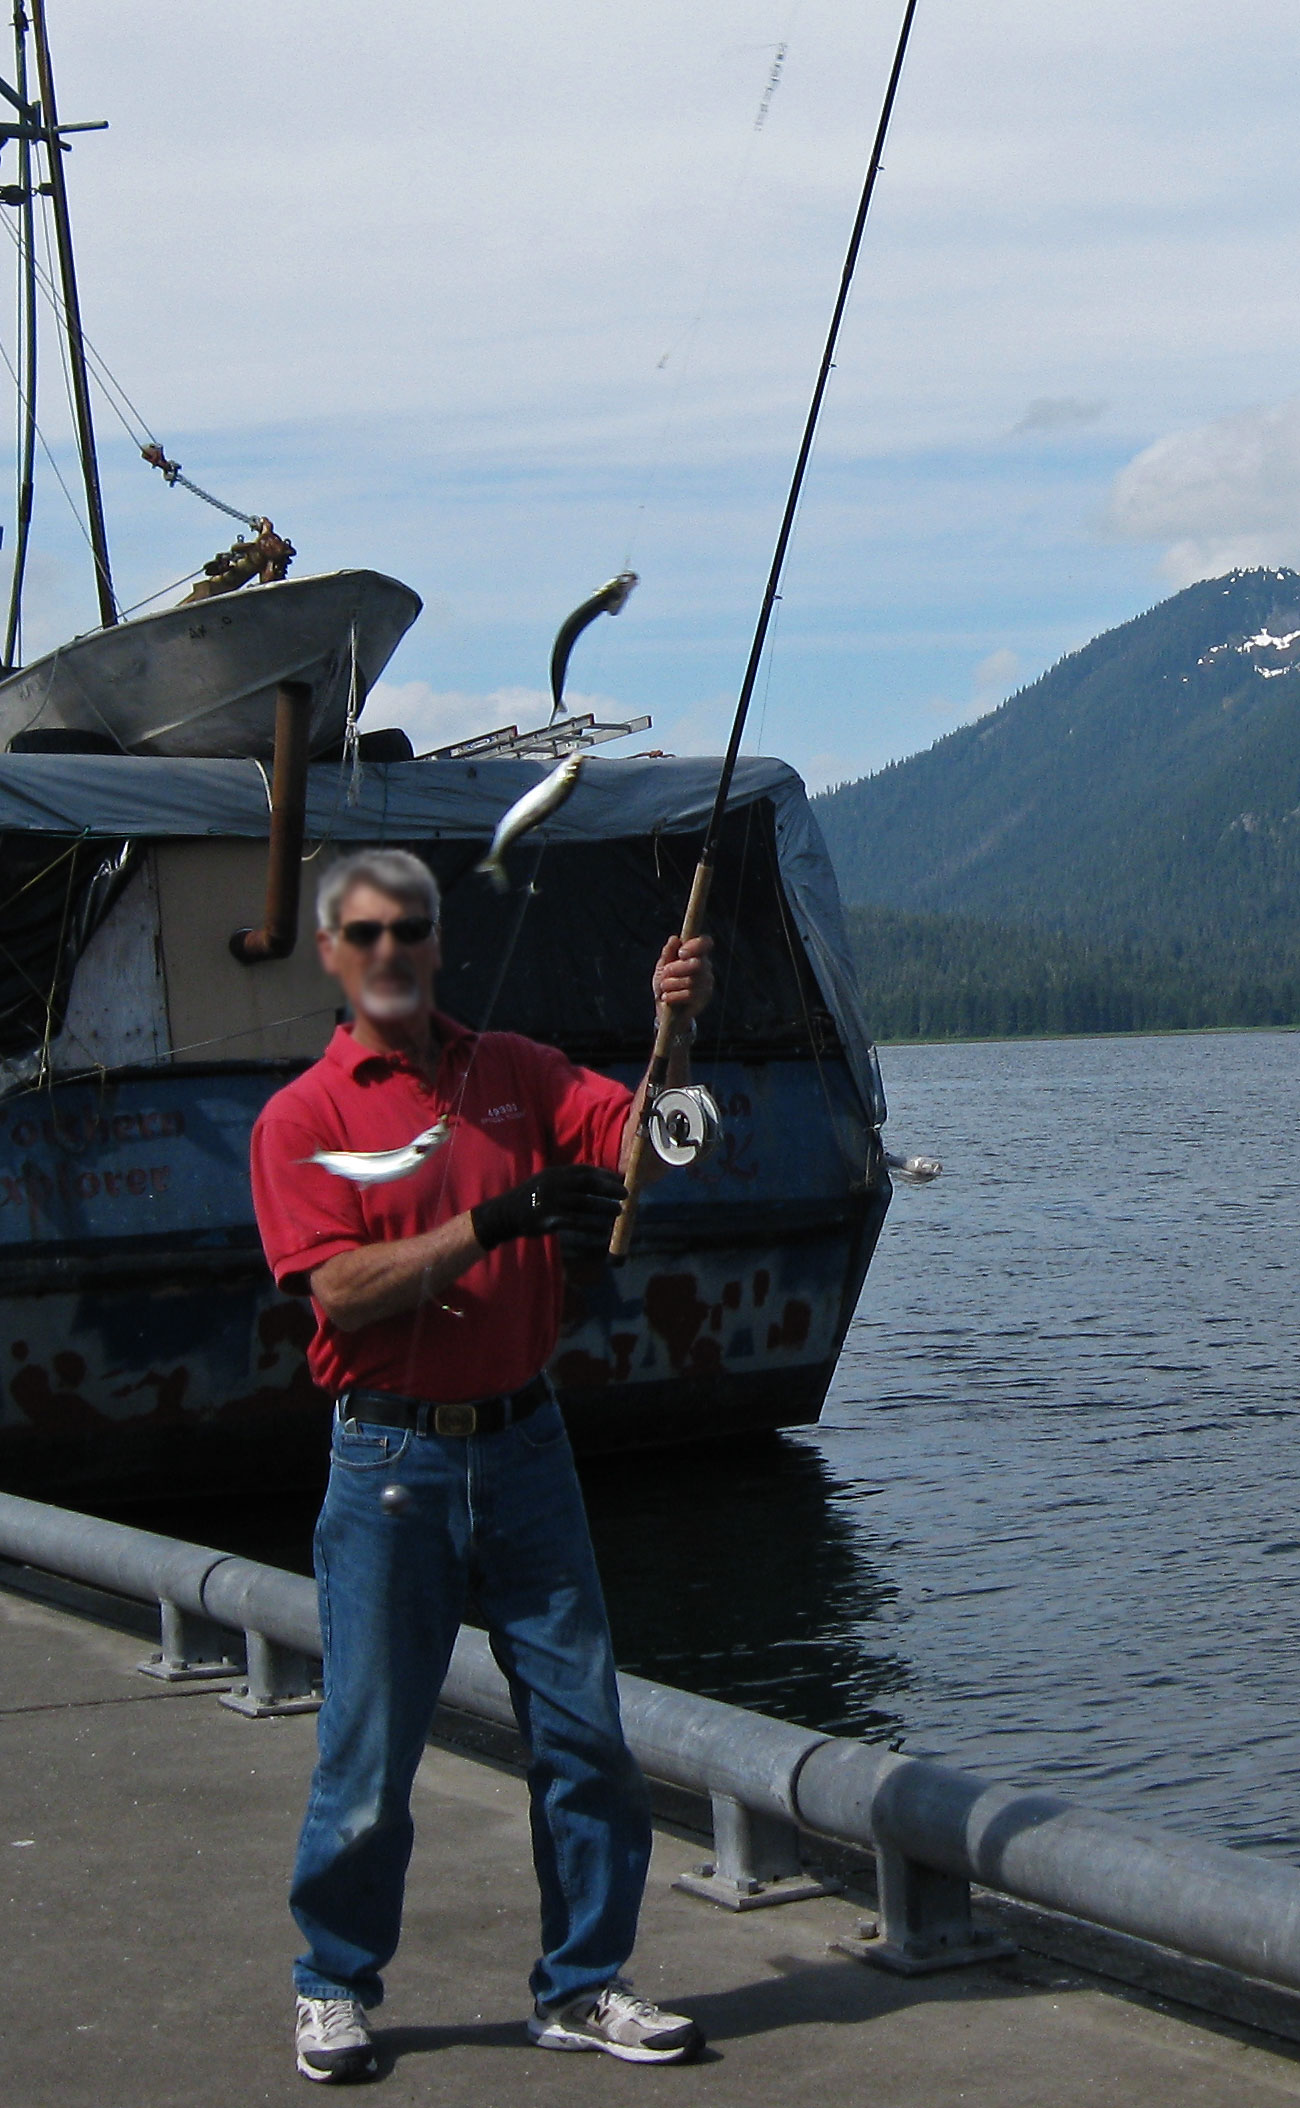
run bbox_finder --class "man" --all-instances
[250,846,713,2084]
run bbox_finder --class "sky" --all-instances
[5,0,1300,790]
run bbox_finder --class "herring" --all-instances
[475,755,583,891]
[305,1120,452,1186]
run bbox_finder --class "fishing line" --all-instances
[390,840,549,1389]
[620,10,807,578]
[753,41,789,131]
[752,591,783,756]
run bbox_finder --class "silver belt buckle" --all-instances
[434,1400,477,1437]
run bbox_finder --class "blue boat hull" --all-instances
[0,1060,889,1500]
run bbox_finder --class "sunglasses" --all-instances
[338,915,436,948]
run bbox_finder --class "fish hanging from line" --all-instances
[475,754,584,892]
[549,571,637,721]
[305,1120,452,1186]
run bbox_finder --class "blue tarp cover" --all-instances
[0,752,884,1122]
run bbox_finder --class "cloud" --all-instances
[800,751,855,796]
[363,680,634,754]
[922,647,1020,732]
[1011,397,1106,436]
[20,1,1300,794]
[974,647,1019,697]
[1108,398,1300,584]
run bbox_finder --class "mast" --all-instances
[3,1,38,666]
[28,0,115,627]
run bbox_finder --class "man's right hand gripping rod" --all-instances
[607,858,713,1261]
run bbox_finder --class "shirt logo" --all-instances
[482,1101,524,1124]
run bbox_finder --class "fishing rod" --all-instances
[610,0,920,1257]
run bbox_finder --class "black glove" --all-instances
[471,1164,627,1255]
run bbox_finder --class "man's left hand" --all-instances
[653,934,714,1025]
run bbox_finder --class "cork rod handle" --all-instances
[608,858,715,1260]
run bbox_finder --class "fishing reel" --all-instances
[647,1084,722,1168]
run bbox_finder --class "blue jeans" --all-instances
[290,1397,651,2010]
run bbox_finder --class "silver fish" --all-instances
[475,754,584,891]
[306,1120,452,1186]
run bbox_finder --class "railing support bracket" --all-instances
[219,1628,321,1718]
[138,1598,241,1683]
[833,1842,1014,1974]
[674,1791,839,1912]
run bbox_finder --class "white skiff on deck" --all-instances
[0,568,421,760]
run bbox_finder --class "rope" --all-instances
[0,833,84,913]
[140,444,262,532]
[36,843,78,1084]
[117,564,208,618]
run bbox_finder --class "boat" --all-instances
[0,568,422,760]
[0,13,893,1502]
[0,748,891,1500]
[0,6,419,761]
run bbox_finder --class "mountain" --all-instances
[814,569,1300,1035]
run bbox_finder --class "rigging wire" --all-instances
[35,187,91,540]
[4,0,37,668]
[116,563,207,619]
[0,324,106,578]
[0,187,268,537]
[0,197,157,455]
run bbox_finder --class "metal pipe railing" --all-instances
[3,1489,1300,1996]
[794,1735,1300,1988]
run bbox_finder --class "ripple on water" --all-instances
[589,1030,1300,1861]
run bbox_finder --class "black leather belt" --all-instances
[337,1372,550,1438]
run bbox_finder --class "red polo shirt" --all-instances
[250,1013,631,1401]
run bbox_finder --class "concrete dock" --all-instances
[6,1586,1300,2108]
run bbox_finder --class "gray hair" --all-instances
[316,849,441,932]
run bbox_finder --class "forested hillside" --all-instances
[844,906,1300,1041]
[816,569,1300,1036]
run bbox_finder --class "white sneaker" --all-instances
[294,1996,378,2083]
[527,1977,702,2064]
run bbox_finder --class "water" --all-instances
[589,1029,1300,1858]
[124,1029,1300,1858]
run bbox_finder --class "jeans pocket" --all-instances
[515,1400,568,1451]
[331,1418,413,1472]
